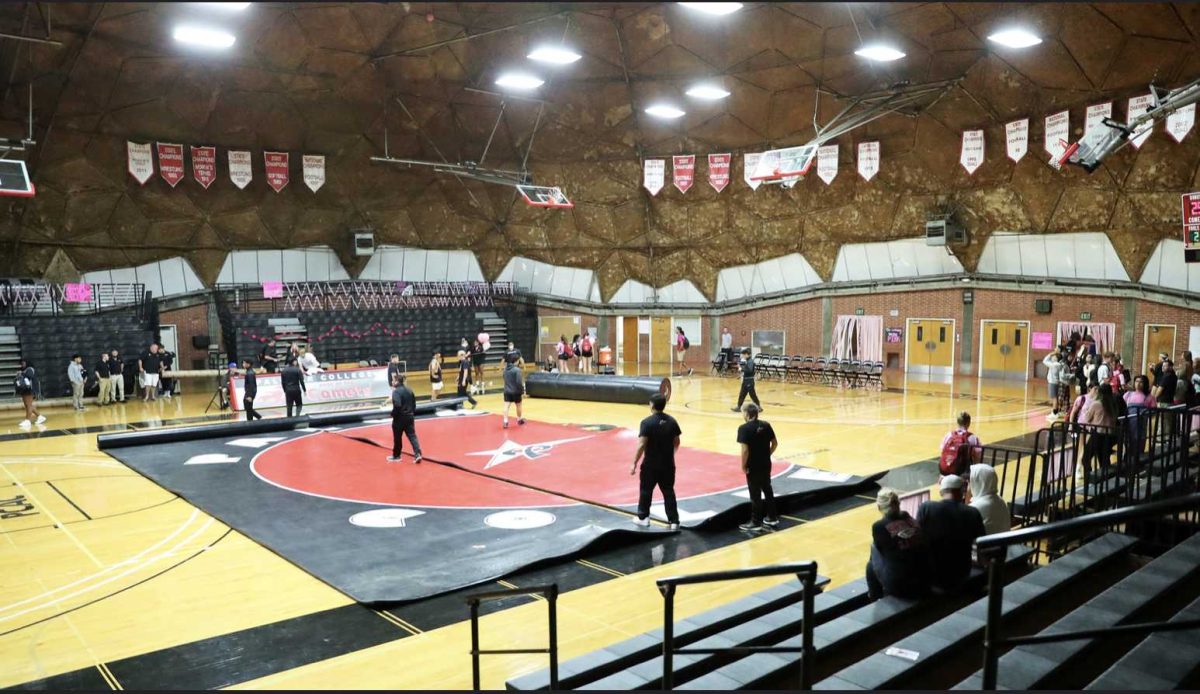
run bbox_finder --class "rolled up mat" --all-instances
[525,372,671,405]
[97,416,308,450]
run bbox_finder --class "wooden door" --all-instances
[980,320,1029,379]
[907,319,932,373]
[650,317,672,371]
[622,316,638,368]
[1144,324,1176,377]
[907,319,955,375]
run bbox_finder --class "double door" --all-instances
[979,320,1030,379]
[906,319,955,376]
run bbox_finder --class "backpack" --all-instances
[682,336,690,349]
[13,372,31,395]
[564,343,575,358]
[939,430,973,476]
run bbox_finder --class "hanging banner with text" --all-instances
[302,154,325,193]
[156,142,185,188]
[707,153,730,192]
[228,366,393,412]
[1085,102,1112,139]
[643,159,664,196]
[229,150,253,189]
[1006,119,1028,162]
[1128,94,1154,149]
[191,146,217,189]
[857,141,879,181]
[1167,103,1195,143]
[673,154,695,193]
[264,151,290,193]
[817,144,838,185]
[744,153,763,190]
[960,129,984,175]
[1044,110,1070,162]
[127,141,154,185]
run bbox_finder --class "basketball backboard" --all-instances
[749,144,818,181]
[517,184,573,208]
[0,159,35,197]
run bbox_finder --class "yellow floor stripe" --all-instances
[390,615,424,634]
[372,609,418,636]
[780,514,807,523]
[96,663,122,690]
[576,559,625,578]
[0,462,104,569]
[495,579,544,601]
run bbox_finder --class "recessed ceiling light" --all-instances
[528,45,582,65]
[854,44,906,62]
[678,2,743,16]
[495,72,545,90]
[197,2,251,10]
[686,84,731,100]
[645,104,685,119]
[173,25,236,48]
[987,28,1042,48]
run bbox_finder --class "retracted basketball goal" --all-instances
[516,184,574,208]
[749,144,818,184]
[0,160,35,197]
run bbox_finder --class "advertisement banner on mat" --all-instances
[1005,118,1028,162]
[302,154,325,192]
[191,146,217,189]
[643,159,664,196]
[857,141,879,181]
[229,150,253,189]
[708,153,730,192]
[1167,103,1195,143]
[817,144,838,184]
[265,151,290,192]
[156,142,185,187]
[228,366,392,411]
[960,129,984,175]
[744,153,763,190]
[673,154,695,193]
[127,141,154,185]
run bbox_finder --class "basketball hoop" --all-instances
[1049,139,1078,171]
[749,144,818,182]
[516,184,574,209]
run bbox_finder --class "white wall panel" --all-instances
[1140,239,1200,293]
[281,250,307,282]
[424,250,449,282]
[978,233,1127,281]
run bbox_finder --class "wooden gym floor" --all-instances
[0,367,1049,689]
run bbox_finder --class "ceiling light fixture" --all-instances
[987,28,1042,48]
[686,84,731,100]
[854,44,906,62]
[645,104,685,119]
[528,45,582,65]
[197,2,251,10]
[678,2,743,16]
[173,25,236,48]
[495,72,545,90]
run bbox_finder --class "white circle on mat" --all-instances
[349,508,424,528]
[484,510,556,530]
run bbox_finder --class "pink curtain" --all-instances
[831,315,883,362]
[1057,322,1117,354]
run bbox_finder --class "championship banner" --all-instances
[191,146,217,189]
[708,153,730,192]
[960,130,984,175]
[265,151,290,192]
[127,141,154,185]
[1128,94,1154,148]
[857,141,879,181]
[744,153,763,190]
[1085,102,1112,139]
[672,155,695,193]
[156,142,185,187]
[817,144,838,185]
[229,150,253,189]
[1167,103,1195,143]
[1005,119,1028,162]
[1044,110,1070,160]
[302,154,325,193]
[228,366,392,412]
[643,159,664,196]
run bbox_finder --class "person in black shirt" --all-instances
[731,348,762,412]
[241,358,262,421]
[456,350,478,408]
[502,361,525,429]
[387,374,422,463]
[736,404,778,531]
[109,349,125,402]
[1155,359,1179,405]
[631,392,682,529]
[260,340,279,374]
[280,362,306,417]
[15,359,44,428]
[504,341,524,368]
[139,343,162,402]
[386,353,404,388]
[866,489,932,600]
[471,338,487,385]
[158,344,174,400]
[916,474,985,594]
[95,353,112,405]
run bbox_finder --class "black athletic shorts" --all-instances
[504,392,522,403]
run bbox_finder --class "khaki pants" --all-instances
[71,382,84,410]
[98,377,112,405]
[110,374,124,401]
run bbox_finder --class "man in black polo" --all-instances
[280,360,306,417]
[109,349,125,402]
[95,352,112,406]
[241,358,262,421]
[386,353,404,387]
[387,374,422,464]
[630,392,682,530]
[139,343,162,402]
[731,348,763,412]
[260,339,279,374]
[737,403,779,532]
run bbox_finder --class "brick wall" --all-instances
[720,297,826,357]
[159,303,211,370]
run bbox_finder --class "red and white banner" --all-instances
[228,365,392,412]
[127,141,154,185]
[156,142,185,188]
[707,153,730,192]
[817,144,838,185]
[302,154,325,192]
[960,130,984,175]
[1167,103,1195,143]
[744,153,763,190]
[229,150,253,189]
[672,155,695,194]
[264,151,290,193]
[1005,119,1028,162]
[1085,102,1112,139]
[643,159,664,196]
[857,141,879,181]
[1044,110,1070,161]
[1127,94,1154,148]
[191,146,217,189]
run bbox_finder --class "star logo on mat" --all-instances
[468,435,594,470]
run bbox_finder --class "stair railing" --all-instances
[465,583,559,690]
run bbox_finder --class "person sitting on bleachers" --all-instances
[967,464,1010,535]
[866,489,931,600]
[916,475,985,595]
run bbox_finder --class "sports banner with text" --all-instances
[857,141,879,181]
[229,150,253,189]
[265,151,290,192]
[156,143,185,187]
[1006,119,1028,162]
[643,159,664,196]
[960,130,984,175]
[191,146,217,189]
[673,154,694,193]
[708,153,730,192]
[127,141,154,185]
[303,154,325,192]
[817,144,838,185]
[228,366,392,411]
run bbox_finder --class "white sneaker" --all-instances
[631,517,650,527]
[18,419,31,429]
[667,522,681,531]
[386,456,401,462]
[34,415,46,424]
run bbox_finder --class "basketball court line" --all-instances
[0,461,104,569]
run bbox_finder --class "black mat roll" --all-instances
[525,372,671,405]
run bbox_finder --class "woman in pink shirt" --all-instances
[1080,383,1120,482]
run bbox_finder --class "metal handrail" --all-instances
[656,561,819,690]
[977,492,1200,689]
[465,583,558,691]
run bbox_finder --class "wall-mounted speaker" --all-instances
[1034,299,1053,314]
[353,230,375,257]
[192,335,211,349]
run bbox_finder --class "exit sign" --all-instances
[1080,312,1092,320]
[855,308,865,316]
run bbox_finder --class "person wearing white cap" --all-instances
[916,474,985,594]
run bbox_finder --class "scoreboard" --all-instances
[1184,192,1200,263]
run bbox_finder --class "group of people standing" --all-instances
[555,333,597,374]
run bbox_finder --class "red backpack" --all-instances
[563,342,575,358]
[939,430,973,476]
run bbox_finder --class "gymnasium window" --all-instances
[916,326,923,341]
[991,328,998,345]
[1014,329,1022,346]
[939,326,946,342]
